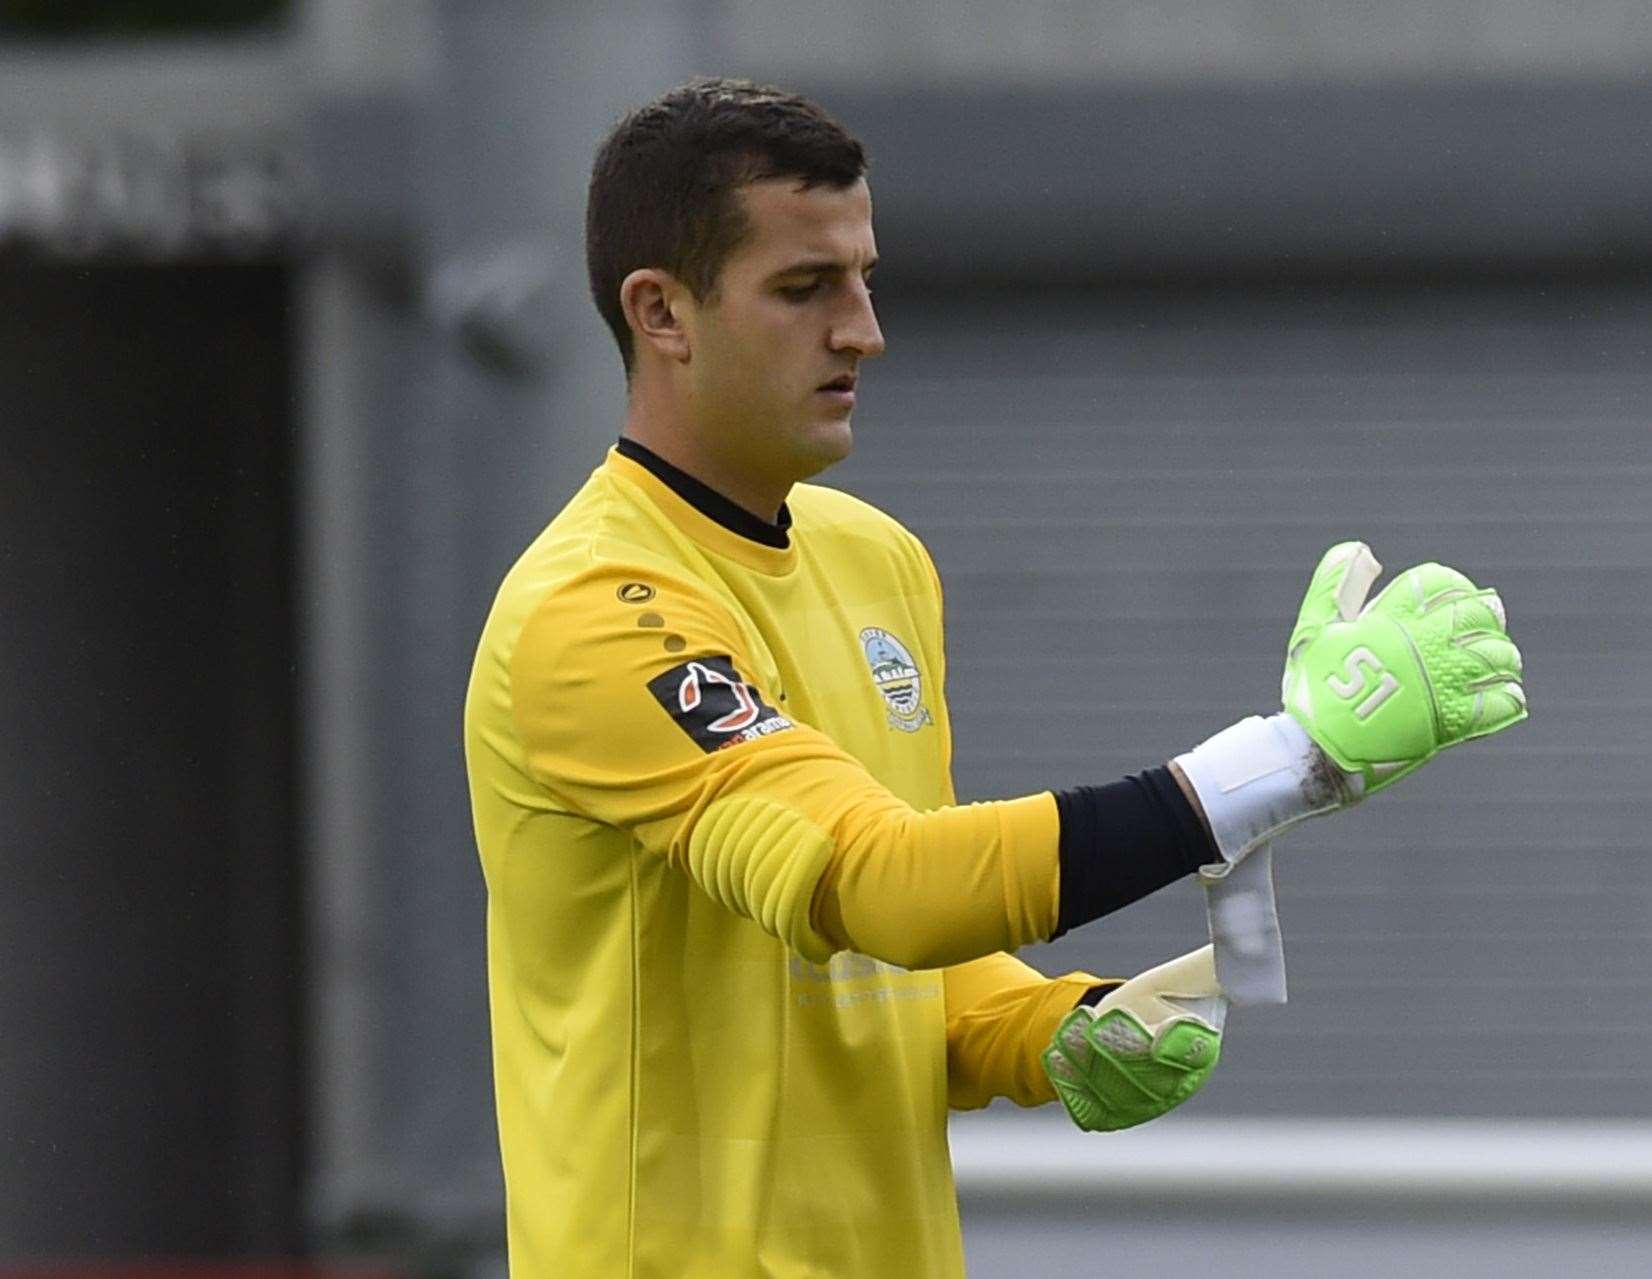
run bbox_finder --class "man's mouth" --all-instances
[817,374,857,394]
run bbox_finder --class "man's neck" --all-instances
[614,438,793,548]
[621,410,789,524]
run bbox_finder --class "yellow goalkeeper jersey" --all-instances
[465,442,1098,1277]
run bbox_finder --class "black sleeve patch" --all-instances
[646,655,794,753]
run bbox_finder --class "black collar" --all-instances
[616,438,792,549]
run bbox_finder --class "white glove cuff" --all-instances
[1173,712,1362,871]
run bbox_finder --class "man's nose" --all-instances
[831,284,885,359]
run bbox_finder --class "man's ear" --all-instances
[620,268,692,365]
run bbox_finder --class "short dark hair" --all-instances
[586,77,868,374]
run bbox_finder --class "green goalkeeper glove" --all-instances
[1282,540,1527,795]
[1174,542,1527,1004]
[1175,541,1528,870]
[1042,946,1225,1133]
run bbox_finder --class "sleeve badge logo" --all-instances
[859,627,933,732]
[647,655,794,752]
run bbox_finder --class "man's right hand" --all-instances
[1042,946,1226,1133]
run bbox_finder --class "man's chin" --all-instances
[799,419,854,475]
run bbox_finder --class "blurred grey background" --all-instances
[2,1,1649,1275]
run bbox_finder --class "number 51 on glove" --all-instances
[1283,541,1527,795]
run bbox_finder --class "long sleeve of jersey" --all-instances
[508,558,1061,971]
[942,953,1113,1109]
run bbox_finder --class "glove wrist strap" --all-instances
[1173,712,1361,870]
[1203,843,1286,1004]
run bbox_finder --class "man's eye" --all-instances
[779,282,821,301]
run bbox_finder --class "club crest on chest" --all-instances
[859,626,933,733]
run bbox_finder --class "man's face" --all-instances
[681,176,884,491]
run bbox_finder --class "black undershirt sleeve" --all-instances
[1051,765,1218,940]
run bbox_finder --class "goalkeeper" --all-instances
[464,77,1527,1279]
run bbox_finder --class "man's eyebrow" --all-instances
[768,257,879,280]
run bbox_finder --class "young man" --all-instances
[464,79,1526,1277]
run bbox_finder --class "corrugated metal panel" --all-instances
[833,283,1652,1117]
